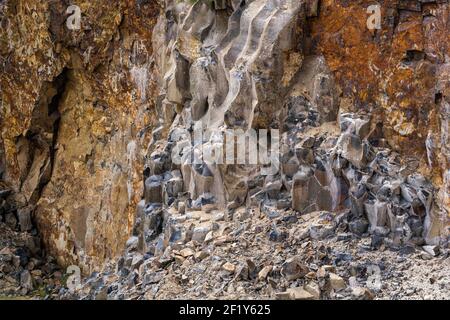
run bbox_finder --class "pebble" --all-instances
[304,282,321,299]
[222,262,236,274]
[351,287,374,300]
[20,270,33,292]
[329,273,346,290]
[194,251,209,261]
[286,287,315,300]
[180,248,195,258]
[422,245,440,257]
[258,266,272,281]
[281,257,309,280]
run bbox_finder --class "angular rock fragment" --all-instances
[222,262,236,274]
[281,257,309,281]
[329,273,346,291]
[145,176,163,204]
[351,287,375,300]
[17,207,33,232]
[287,287,315,300]
[338,133,366,168]
[365,201,389,233]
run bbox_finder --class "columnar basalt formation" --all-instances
[0,0,449,290]
[142,0,448,257]
[307,0,450,242]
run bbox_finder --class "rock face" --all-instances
[143,0,449,255]
[0,0,159,271]
[1,0,449,278]
[307,0,450,242]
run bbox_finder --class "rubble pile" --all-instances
[0,200,63,298]
[58,207,449,300]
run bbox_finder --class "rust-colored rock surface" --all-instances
[1,0,159,271]
[1,0,448,277]
[307,0,449,238]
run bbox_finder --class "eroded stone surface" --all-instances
[145,0,448,252]
[0,0,159,271]
[1,0,449,283]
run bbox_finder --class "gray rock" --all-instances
[143,271,164,286]
[365,200,388,233]
[349,184,367,217]
[131,253,144,270]
[351,287,374,300]
[143,207,165,247]
[163,170,184,202]
[339,113,371,139]
[422,245,440,257]
[17,207,33,232]
[145,175,163,204]
[264,180,283,200]
[281,257,309,281]
[5,212,17,229]
[338,133,365,168]
[291,166,315,213]
[178,201,186,215]
[126,236,139,252]
[309,213,337,240]
[337,233,352,241]
[191,224,212,243]
[349,218,369,235]
[20,270,33,292]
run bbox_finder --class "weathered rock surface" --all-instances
[145,0,448,252]
[1,0,449,300]
[56,202,450,300]
[1,0,159,271]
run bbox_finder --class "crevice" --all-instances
[401,50,426,66]
[47,69,68,176]
[1,67,70,234]
[435,92,442,105]
[0,65,70,295]
[28,68,69,204]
